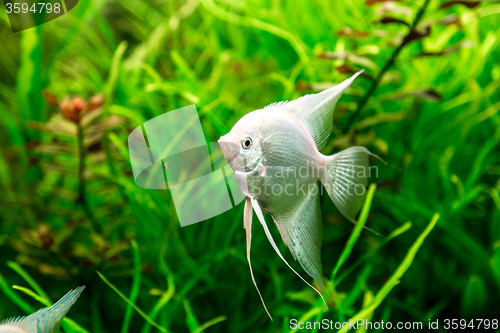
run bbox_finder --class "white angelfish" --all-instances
[219,71,378,319]
[0,286,85,333]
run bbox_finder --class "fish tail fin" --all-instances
[321,146,379,233]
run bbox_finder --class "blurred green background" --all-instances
[0,0,499,332]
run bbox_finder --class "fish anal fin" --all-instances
[250,198,328,308]
[272,183,327,294]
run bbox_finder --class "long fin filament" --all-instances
[244,199,273,320]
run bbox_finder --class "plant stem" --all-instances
[77,123,85,204]
[77,122,98,231]
[345,0,432,129]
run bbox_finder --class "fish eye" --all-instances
[241,136,253,149]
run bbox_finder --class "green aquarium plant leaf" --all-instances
[337,213,440,333]
[121,240,142,333]
[331,183,377,281]
[97,271,170,333]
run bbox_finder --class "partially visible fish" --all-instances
[219,71,378,319]
[0,286,85,333]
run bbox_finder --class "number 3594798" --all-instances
[5,2,61,14]
[444,319,498,330]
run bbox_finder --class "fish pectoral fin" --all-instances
[244,198,272,320]
[250,198,328,308]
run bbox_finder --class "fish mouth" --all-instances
[218,136,240,165]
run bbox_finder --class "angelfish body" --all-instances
[0,286,85,333]
[219,71,375,318]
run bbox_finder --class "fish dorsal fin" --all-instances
[264,71,363,151]
[0,286,85,333]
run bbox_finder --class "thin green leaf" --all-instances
[96,271,169,333]
[121,240,142,333]
[336,213,440,333]
[331,184,377,281]
[8,261,51,303]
